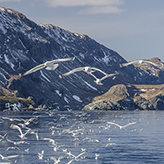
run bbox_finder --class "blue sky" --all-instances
[0,0,164,62]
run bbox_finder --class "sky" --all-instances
[0,0,164,62]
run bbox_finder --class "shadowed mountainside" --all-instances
[0,7,164,110]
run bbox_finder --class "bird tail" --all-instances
[59,75,63,78]
[119,64,123,68]
[72,57,76,61]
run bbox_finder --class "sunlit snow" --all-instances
[72,95,82,102]
[64,96,69,103]
[55,90,62,97]
[83,81,97,91]
[40,70,51,82]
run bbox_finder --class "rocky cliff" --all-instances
[0,7,164,110]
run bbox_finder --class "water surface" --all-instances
[0,110,164,163]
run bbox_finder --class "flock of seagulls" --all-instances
[59,66,117,85]
[0,111,139,163]
[20,56,162,86]
[21,57,118,85]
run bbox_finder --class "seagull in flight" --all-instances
[59,66,108,78]
[107,121,137,130]
[6,137,28,145]
[83,104,100,110]
[0,154,19,161]
[59,66,116,85]
[23,57,75,76]
[90,72,116,85]
[0,133,8,142]
[120,59,159,68]
[10,124,31,140]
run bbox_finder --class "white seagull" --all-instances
[90,72,116,85]
[59,66,108,78]
[66,151,86,163]
[0,133,8,142]
[83,104,100,110]
[0,154,19,161]
[120,59,159,68]
[23,57,75,76]
[107,121,137,130]
[6,137,28,145]
[10,124,30,140]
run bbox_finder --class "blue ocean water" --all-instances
[0,110,164,164]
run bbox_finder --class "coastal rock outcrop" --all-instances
[83,84,164,110]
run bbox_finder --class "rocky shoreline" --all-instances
[1,83,164,111]
[82,84,164,111]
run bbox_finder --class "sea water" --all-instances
[0,110,164,164]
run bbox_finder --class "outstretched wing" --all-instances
[101,73,116,81]
[50,57,75,64]
[59,67,85,78]
[89,72,98,80]
[107,122,121,128]
[10,124,23,136]
[6,155,20,159]
[23,63,45,76]
[90,67,108,76]
[123,122,137,128]
[144,61,160,67]
[120,60,137,67]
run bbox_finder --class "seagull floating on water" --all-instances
[107,121,137,130]
[23,57,75,76]
[120,59,159,68]
[59,66,108,78]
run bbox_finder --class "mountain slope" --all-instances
[0,7,164,109]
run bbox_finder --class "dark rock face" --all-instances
[1,7,164,110]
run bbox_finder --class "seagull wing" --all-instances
[23,63,45,76]
[50,57,75,64]
[101,73,116,81]
[10,124,23,136]
[90,67,108,76]
[123,122,137,128]
[89,73,98,80]
[67,159,74,164]
[107,122,121,128]
[144,61,160,67]
[76,152,85,158]
[6,137,14,143]
[6,155,19,159]
[120,60,138,67]
[59,67,85,78]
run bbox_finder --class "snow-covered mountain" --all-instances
[0,7,164,109]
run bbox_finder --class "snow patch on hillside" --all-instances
[73,95,82,102]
